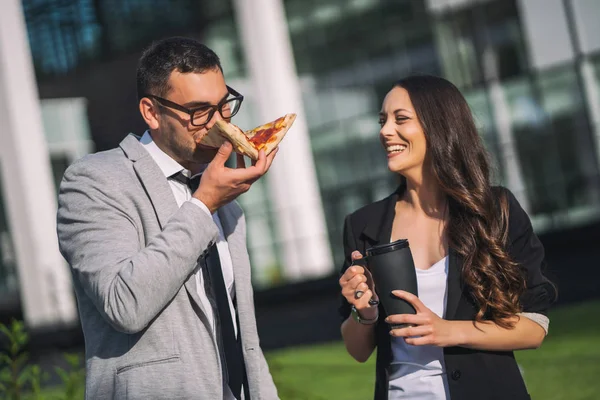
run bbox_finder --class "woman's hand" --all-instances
[339,251,378,319]
[386,290,460,347]
[340,251,380,362]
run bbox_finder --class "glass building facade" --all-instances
[283,0,600,268]
[2,0,599,300]
[22,0,246,79]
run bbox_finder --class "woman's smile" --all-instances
[386,144,408,158]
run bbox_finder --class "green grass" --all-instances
[29,301,599,399]
[266,301,600,400]
[24,386,84,400]
[516,301,600,400]
[266,342,374,400]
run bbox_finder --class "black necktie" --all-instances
[189,175,201,193]
[170,171,248,399]
[206,245,247,399]
[169,171,201,193]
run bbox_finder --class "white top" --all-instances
[141,132,238,399]
[389,256,451,400]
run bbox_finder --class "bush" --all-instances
[0,320,85,400]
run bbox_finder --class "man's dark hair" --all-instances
[136,37,223,100]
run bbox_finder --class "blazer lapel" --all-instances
[359,182,464,320]
[217,204,251,295]
[361,185,403,246]
[183,269,214,327]
[120,134,179,228]
[445,248,463,320]
[218,203,263,393]
[119,134,213,321]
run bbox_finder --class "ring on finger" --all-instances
[368,298,379,306]
[354,290,364,300]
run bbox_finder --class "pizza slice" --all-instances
[200,113,297,160]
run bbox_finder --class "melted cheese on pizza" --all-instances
[247,116,287,149]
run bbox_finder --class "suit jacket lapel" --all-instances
[218,203,262,392]
[217,204,251,296]
[120,134,178,228]
[119,134,213,322]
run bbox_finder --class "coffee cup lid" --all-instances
[366,239,409,256]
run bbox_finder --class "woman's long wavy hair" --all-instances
[394,75,526,328]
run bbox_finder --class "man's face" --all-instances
[152,68,229,165]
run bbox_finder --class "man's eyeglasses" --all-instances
[143,85,244,127]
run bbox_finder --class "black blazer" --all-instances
[339,185,557,400]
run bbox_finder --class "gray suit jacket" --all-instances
[57,134,279,400]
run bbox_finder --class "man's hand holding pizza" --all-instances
[194,141,278,213]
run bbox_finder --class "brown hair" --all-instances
[394,75,526,328]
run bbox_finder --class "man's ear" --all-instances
[139,97,160,130]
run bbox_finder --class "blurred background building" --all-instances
[1,0,600,347]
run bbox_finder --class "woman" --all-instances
[338,75,556,400]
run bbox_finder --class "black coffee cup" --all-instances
[353,239,418,328]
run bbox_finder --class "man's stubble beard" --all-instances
[163,122,216,166]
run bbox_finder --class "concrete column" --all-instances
[565,0,600,177]
[579,60,600,165]
[0,0,78,328]
[487,82,530,212]
[482,48,531,212]
[232,0,334,280]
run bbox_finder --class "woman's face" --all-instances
[379,86,427,176]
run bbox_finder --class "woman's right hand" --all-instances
[339,251,378,319]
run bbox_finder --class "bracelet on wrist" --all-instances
[351,304,378,325]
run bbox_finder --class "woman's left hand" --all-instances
[385,290,460,347]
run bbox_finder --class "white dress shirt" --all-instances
[140,131,239,399]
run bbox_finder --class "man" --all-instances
[57,37,279,400]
